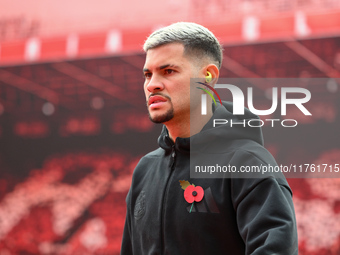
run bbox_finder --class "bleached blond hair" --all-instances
[143,22,223,69]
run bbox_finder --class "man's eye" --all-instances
[165,69,174,75]
[144,73,152,78]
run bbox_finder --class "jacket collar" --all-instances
[158,126,190,154]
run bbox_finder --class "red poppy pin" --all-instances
[179,180,204,213]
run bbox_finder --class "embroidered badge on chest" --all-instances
[134,190,146,220]
[179,180,220,214]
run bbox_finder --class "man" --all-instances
[121,22,298,255]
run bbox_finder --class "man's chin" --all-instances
[148,110,174,124]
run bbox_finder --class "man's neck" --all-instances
[165,108,213,143]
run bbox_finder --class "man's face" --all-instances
[143,43,198,124]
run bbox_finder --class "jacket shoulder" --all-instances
[131,147,165,178]
[233,139,276,165]
[142,147,165,158]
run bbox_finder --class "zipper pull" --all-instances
[171,145,176,158]
[170,145,176,170]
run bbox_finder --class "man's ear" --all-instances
[204,64,219,86]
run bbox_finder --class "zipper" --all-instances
[160,144,176,254]
[170,145,176,169]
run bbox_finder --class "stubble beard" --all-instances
[148,106,174,123]
[147,93,174,123]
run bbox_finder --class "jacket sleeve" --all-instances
[231,153,298,255]
[121,191,133,255]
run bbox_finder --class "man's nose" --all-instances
[146,75,164,92]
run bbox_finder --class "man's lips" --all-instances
[148,95,168,109]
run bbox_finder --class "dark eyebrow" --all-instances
[159,64,171,70]
[143,64,179,73]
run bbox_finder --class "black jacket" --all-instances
[121,102,298,255]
